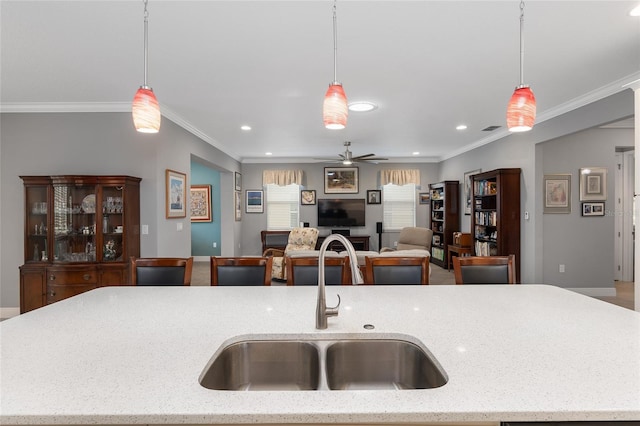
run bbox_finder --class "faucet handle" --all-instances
[326,294,341,317]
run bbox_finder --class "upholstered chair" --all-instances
[263,227,319,281]
[380,227,433,254]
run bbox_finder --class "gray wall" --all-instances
[1,112,240,310]
[539,127,632,289]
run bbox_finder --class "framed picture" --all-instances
[367,190,381,204]
[580,167,607,201]
[301,189,316,205]
[324,167,358,194]
[463,169,481,215]
[418,192,430,204]
[166,169,187,218]
[234,191,241,221]
[234,172,242,191]
[582,202,605,216]
[246,190,264,213]
[543,174,571,214]
[189,185,211,222]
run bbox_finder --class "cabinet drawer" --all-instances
[47,269,98,284]
[46,282,97,304]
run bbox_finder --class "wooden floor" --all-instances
[192,262,635,311]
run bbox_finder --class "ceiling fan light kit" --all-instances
[507,0,536,133]
[323,0,348,130]
[132,0,161,134]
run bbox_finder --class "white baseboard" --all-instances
[0,307,20,320]
[567,287,616,297]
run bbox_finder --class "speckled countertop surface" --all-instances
[1,284,639,425]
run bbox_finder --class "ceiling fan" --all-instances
[314,141,388,165]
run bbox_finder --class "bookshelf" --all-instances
[429,181,460,268]
[471,168,521,281]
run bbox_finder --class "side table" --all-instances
[447,244,473,271]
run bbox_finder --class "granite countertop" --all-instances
[1,284,639,425]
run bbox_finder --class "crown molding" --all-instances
[441,71,640,161]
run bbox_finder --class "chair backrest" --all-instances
[260,230,290,253]
[130,257,193,286]
[397,227,433,252]
[284,227,319,253]
[210,257,273,286]
[286,256,351,286]
[452,255,516,284]
[364,256,430,285]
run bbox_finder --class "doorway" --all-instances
[614,149,634,282]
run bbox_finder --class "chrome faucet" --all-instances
[316,234,364,329]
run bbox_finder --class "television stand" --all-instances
[316,235,370,252]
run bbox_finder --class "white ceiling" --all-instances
[1,1,639,163]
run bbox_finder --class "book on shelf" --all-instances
[475,240,498,256]
[474,180,498,196]
[431,246,444,261]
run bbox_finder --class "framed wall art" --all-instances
[234,172,242,191]
[234,191,241,221]
[301,189,316,205]
[189,184,211,222]
[367,190,381,204]
[419,192,430,204]
[463,169,481,215]
[543,174,571,214]
[166,169,187,218]
[579,167,607,201]
[324,167,358,194]
[246,190,264,213]
[582,202,605,216]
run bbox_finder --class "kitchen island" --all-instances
[1,284,639,425]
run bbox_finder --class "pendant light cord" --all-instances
[332,0,338,84]
[518,0,525,87]
[143,0,150,88]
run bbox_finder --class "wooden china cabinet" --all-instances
[19,175,141,313]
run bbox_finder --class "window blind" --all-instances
[382,183,416,231]
[266,183,300,230]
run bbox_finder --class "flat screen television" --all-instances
[317,198,366,227]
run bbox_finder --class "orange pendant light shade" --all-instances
[132,86,161,133]
[323,83,348,130]
[506,86,536,132]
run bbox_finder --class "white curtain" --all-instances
[262,170,303,186]
[380,169,420,186]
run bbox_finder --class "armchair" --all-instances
[262,227,319,280]
[380,227,432,254]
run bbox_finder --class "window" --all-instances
[382,183,416,231]
[266,183,300,230]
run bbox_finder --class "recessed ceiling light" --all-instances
[630,4,640,16]
[241,125,251,131]
[412,151,420,156]
[265,152,272,156]
[456,124,468,130]
[348,101,378,112]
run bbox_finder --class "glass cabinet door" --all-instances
[101,185,125,262]
[25,185,49,263]
[53,183,97,262]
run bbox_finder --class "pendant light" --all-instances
[132,0,161,133]
[323,0,348,130]
[506,0,536,132]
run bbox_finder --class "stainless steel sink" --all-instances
[199,335,448,391]
[325,339,447,390]
[199,340,320,390]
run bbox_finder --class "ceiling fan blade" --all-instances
[356,156,388,161]
[352,153,376,159]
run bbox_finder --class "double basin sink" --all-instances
[199,334,448,391]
